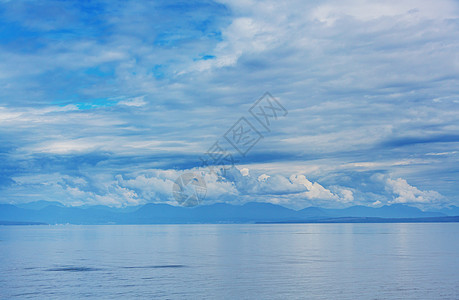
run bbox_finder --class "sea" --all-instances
[0,223,458,299]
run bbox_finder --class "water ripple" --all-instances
[46,266,102,272]
[121,264,186,269]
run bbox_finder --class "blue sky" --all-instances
[0,0,458,209]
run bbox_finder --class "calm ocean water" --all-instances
[0,223,458,299]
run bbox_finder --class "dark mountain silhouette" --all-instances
[0,201,456,225]
[323,204,444,218]
[16,200,65,210]
[434,205,459,216]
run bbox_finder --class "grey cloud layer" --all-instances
[0,0,458,208]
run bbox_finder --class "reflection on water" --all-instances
[0,223,458,299]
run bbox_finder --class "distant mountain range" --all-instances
[1,201,458,225]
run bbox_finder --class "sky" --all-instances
[0,0,458,209]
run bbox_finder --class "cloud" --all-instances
[310,0,458,25]
[118,96,147,107]
[290,174,354,203]
[198,167,356,207]
[385,177,444,204]
[0,0,458,209]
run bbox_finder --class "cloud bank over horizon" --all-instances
[1,0,458,209]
